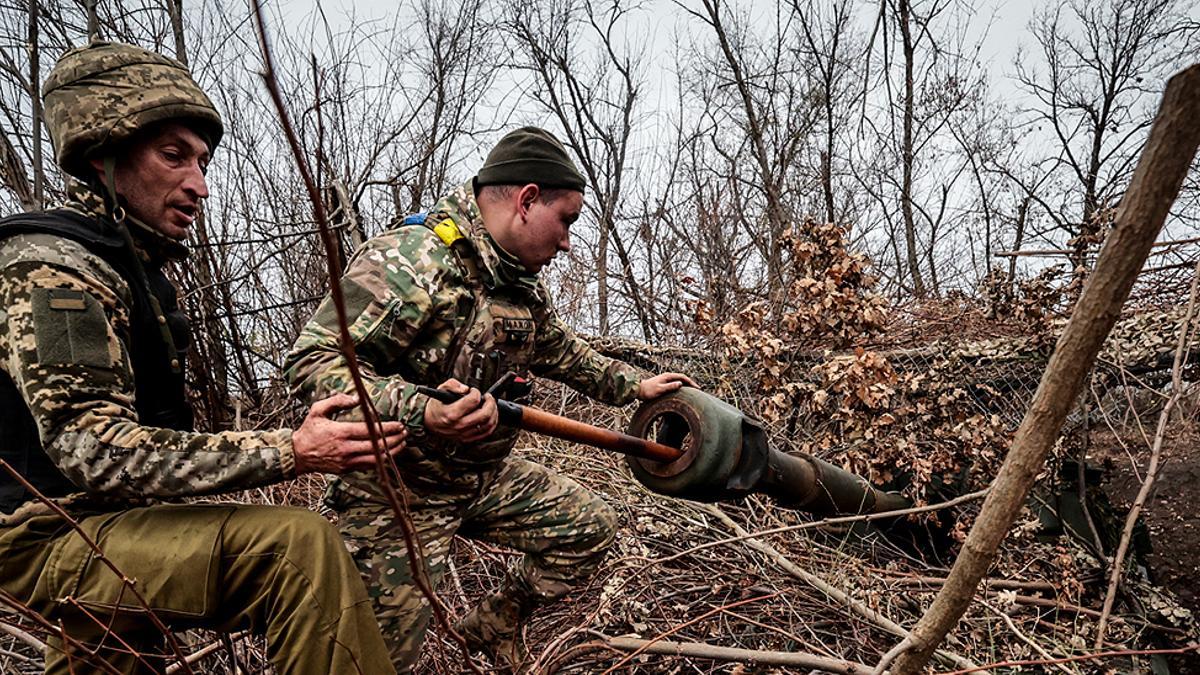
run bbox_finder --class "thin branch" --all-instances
[636,488,987,570]
[603,636,874,673]
[695,503,980,673]
[1093,257,1200,646]
[600,591,781,674]
[0,617,46,655]
[0,460,194,674]
[936,644,1200,675]
[247,5,482,671]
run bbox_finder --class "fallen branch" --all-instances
[935,644,1200,675]
[638,489,987,571]
[886,576,1055,595]
[0,617,46,655]
[603,636,874,673]
[696,503,981,673]
[164,630,250,674]
[600,591,780,674]
[978,600,1072,675]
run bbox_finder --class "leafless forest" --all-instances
[1,0,1199,672]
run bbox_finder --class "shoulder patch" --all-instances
[31,287,112,368]
[432,218,463,246]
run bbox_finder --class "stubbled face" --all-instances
[514,189,582,273]
[100,122,210,241]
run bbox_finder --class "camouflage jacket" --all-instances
[0,182,294,519]
[285,181,644,469]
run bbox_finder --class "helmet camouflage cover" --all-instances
[43,41,223,179]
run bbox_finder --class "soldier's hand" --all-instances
[637,372,698,400]
[292,393,408,475]
[423,378,499,443]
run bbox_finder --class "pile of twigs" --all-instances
[411,374,1196,674]
[3,334,1197,674]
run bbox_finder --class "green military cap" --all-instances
[475,127,585,192]
[43,41,224,178]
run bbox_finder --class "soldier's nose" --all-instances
[183,162,209,200]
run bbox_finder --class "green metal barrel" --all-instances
[626,388,910,515]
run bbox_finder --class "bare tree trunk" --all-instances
[820,149,835,224]
[1008,196,1029,295]
[886,64,1200,675]
[897,0,926,298]
[699,0,788,298]
[86,0,99,41]
[597,222,609,333]
[165,0,188,66]
[28,0,43,209]
[0,130,35,212]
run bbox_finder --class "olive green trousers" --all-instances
[0,503,395,675]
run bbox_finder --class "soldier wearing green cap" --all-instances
[0,41,407,674]
[285,126,696,670]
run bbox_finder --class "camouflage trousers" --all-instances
[329,456,618,672]
[0,503,394,675]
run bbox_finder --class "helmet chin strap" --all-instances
[102,155,125,222]
[101,155,185,375]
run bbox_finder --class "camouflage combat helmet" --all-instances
[43,41,223,179]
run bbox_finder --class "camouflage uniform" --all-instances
[285,180,645,670]
[0,42,394,675]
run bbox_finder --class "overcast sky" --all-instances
[266,0,1050,168]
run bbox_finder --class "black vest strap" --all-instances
[0,209,193,513]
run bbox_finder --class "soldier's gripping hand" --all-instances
[423,378,499,443]
[293,393,409,475]
[637,372,699,400]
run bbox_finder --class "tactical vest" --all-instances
[0,209,193,513]
[410,212,540,466]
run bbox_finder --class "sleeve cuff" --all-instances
[278,429,297,479]
[400,389,433,445]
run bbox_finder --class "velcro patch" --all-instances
[502,318,534,334]
[31,288,111,368]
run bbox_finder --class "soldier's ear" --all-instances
[517,184,540,220]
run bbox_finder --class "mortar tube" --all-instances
[760,450,912,515]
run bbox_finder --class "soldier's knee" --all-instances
[579,497,618,555]
[280,507,341,546]
[264,507,353,571]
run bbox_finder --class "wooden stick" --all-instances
[936,644,1199,675]
[886,64,1200,675]
[696,503,981,673]
[164,631,250,675]
[978,600,1073,675]
[603,636,875,673]
[0,618,46,655]
[600,591,780,674]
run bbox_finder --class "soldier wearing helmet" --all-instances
[0,42,404,674]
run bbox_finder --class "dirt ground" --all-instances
[1091,425,1200,673]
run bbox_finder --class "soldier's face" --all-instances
[516,188,582,273]
[102,123,211,240]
